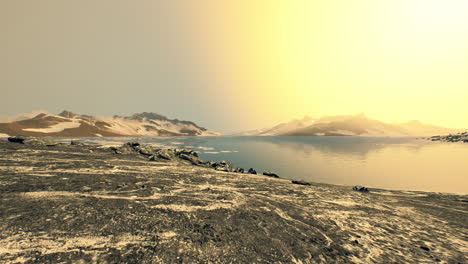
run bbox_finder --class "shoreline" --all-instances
[0,138,467,263]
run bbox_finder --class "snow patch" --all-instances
[331,130,357,136]
[0,133,9,138]
[22,121,81,133]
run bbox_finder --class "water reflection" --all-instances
[54,136,467,194]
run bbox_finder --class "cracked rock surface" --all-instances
[0,140,466,263]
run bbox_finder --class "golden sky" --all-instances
[2,0,468,131]
[189,0,468,129]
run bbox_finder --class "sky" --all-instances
[1,0,468,133]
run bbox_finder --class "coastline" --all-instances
[0,139,466,263]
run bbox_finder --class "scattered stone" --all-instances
[420,245,430,251]
[156,149,176,160]
[353,186,369,192]
[70,140,86,146]
[211,161,233,172]
[428,132,468,143]
[179,153,204,165]
[111,143,202,165]
[292,180,311,186]
[263,172,280,178]
[247,168,257,174]
[81,186,92,192]
[234,168,245,173]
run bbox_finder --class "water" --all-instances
[59,136,468,194]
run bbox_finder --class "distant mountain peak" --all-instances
[58,110,79,118]
[32,113,49,119]
[0,110,220,137]
[239,114,462,137]
[127,112,169,121]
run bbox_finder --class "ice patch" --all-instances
[204,151,221,154]
[22,121,81,133]
[219,150,238,153]
[196,146,215,150]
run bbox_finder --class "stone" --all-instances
[234,168,245,173]
[176,149,199,158]
[70,140,86,146]
[353,186,369,192]
[136,145,156,156]
[179,153,203,165]
[157,149,176,160]
[420,245,430,251]
[247,168,257,174]
[292,180,311,186]
[213,161,233,172]
[263,172,280,178]
[204,161,219,168]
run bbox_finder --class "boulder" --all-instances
[234,168,245,173]
[292,180,311,186]
[353,186,369,192]
[136,145,156,156]
[70,140,86,146]
[156,149,176,160]
[263,172,280,178]
[176,149,199,158]
[204,161,219,168]
[213,161,233,172]
[179,153,204,165]
[247,168,257,174]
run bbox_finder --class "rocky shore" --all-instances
[428,132,468,143]
[0,137,467,263]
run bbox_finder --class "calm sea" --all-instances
[57,136,468,194]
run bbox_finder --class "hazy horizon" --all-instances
[2,0,468,133]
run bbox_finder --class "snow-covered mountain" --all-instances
[0,111,220,137]
[239,114,463,137]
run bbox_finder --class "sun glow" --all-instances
[267,0,468,126]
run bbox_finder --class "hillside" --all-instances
[0,111,220,137]
[240,114,462,137]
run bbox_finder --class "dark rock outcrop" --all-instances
[247,168,257,174]
[353,186,369,192]
[70,140,86,146]
[112,143,203,165]
[263,172,280,178]
[234,168,245,173]
[214,161,233,172]
[292,180,311,186]
[429,132,468,143]
[8,136,59,146]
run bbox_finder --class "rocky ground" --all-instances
[0,138,467,264]
[428,132,468,143]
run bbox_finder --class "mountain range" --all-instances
[0,111,220,137]
[0,111,463,138]
[237,114,463,137]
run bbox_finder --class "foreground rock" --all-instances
[0,139,467,263]
[263,172,280,178]
[292,180,312,186]
[352,186,370,193]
